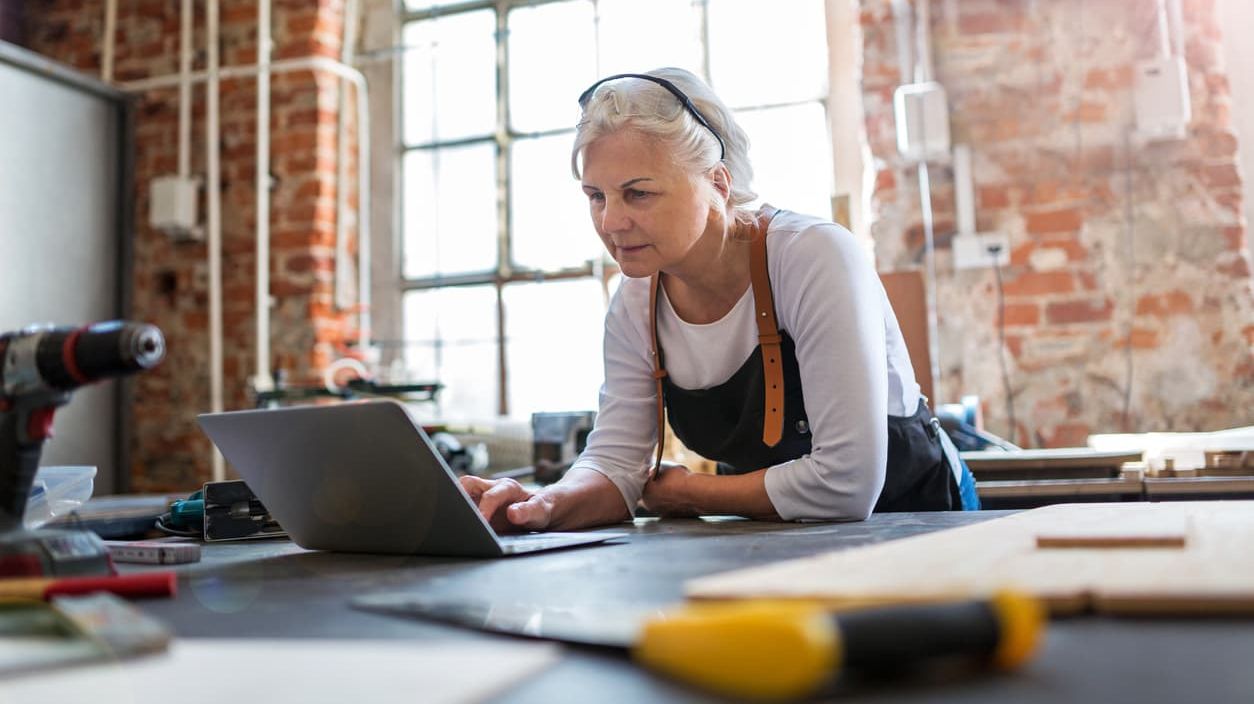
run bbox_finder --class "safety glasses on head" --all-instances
[577,73,725,162]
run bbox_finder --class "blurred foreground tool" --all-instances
[636,591,1043,700]
[0,571,177,601]
[0,321,165,576]
[354,589,1044,700]
[0,592,171,676]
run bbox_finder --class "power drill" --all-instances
[0,321,165,576]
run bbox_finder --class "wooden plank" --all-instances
[879,270,932,405]
[1036,511,1189,548]
[685,501,1254,616]
[1036,534,1186,548]
[976,476,1142,498]
[1143,477,1254,496]
[961,448,1142,472]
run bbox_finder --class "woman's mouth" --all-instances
[617,244,648,255]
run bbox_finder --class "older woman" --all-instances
[460,67,978,533]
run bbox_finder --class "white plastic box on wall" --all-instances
[149,175,200,239]
[1134,56,1192,141]
[894,82,951,161]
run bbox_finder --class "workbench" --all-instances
[124,512,1254,703]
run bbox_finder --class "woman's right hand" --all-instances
[458,476,555,533]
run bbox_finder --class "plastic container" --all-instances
[23,465,97,529]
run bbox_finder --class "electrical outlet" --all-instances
[953,232,1010,270]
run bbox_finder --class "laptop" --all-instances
[197,400,625,557]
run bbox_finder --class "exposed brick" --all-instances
[1199,163,1241,189]
[1217,255,1252,279]
[1224,226,1248,251]
[978,184,1011,209]
[959,11,1026,35]
[1214,190,1243,214]
[1002,303,1040,327]
[1083,65,1134,91]
[1025,207,1084,234]
[1046,298,1114,325]
[1128,328,1159,349]
[1064,101,1107,123]
[1136,291,1194,317]
[1205,72,1231,97]
[875,169,896,192]
[1200,128,1239,158]
[1043,422,1091,448]
[1002,270,1075,297]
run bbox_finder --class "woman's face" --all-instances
[580,129,714,279]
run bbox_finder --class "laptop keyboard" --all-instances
[497,532,617,554]
[500,534,579,547]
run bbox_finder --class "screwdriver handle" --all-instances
[634,590,1044,700]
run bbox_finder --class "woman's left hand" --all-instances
[641,462,700,517]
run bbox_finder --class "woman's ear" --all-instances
[708,163,732,201]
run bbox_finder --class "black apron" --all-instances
[659,333,961,512]
[649,208,961,513]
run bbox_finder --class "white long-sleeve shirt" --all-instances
[569,210,921,521]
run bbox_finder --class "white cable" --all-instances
[915,0,934,83]
[256,0,272,389]
[1155,0,1172,59]
[207,0,225,482]
[178,0,191,178]
[917,162,941,404]
[335,0,362,312]
[891,0,914,86]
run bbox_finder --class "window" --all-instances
[399,0,832,421]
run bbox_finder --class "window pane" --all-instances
[508,1,597,133]
[708,0,827,108]
[596,0,703,77]
[403,285,499,421]
[736,102,833,221]
[504,279,606,420]
[402,11,497,144]
[402,143,499,278]
[511,133,604,270]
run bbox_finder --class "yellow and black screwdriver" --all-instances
[634,590,1045,700]
[354,589,1044,700]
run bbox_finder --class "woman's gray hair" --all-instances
[571,67,757,226]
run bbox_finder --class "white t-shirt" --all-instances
[569,210,921,521]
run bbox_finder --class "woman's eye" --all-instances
[586,191,604,203]
[626,189,651,201]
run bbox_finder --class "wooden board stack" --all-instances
[686,501,1254,616]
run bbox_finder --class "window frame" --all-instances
[396,0,833,418]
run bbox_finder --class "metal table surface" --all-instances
[125,511,1254,703]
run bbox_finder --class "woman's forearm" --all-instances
[539,467,635,530]
[685,470,780,520]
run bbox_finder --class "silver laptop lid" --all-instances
[197,400,505,557]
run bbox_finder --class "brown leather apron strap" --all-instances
[648,272,667,479]
[749,205,783,447]
[647,205,783,478]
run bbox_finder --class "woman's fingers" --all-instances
[458,476,551,532]
[476,478,530,524]
[458,475,492,501]
[506,495,552,531]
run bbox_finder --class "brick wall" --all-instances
[21,0,1253,482]
[24,0,359,490]
[862,0,1253,445]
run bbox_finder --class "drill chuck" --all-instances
[3,321,165,396]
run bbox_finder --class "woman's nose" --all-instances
[599,198,630,233]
